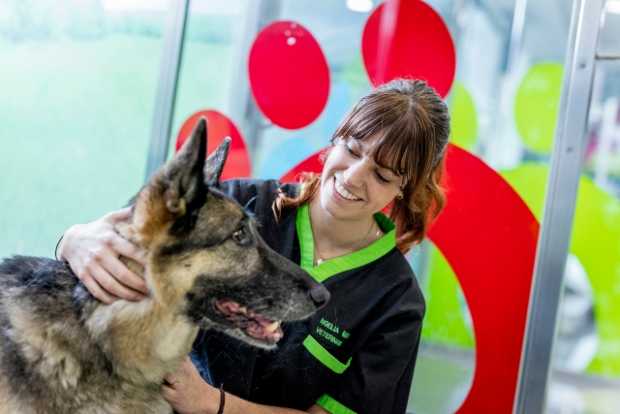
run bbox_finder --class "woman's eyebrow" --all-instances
[372,158,399,176]
[351,138,402,177]
[352,139,373,153]
[379,166,400,177]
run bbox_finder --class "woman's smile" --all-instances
[332,176,363,202]
[317,135,403,222]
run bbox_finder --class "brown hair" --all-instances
[272,78,450,253]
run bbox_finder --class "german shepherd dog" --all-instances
[0,119,330,413]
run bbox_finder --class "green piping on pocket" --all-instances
[316,394,357,414]
[303,335,351,374]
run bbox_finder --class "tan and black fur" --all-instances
[0,119,330,413]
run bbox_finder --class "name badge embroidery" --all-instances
[315,317,350,347]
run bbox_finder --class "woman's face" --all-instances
[318,135,404,223]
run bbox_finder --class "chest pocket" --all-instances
[303,316,353,374]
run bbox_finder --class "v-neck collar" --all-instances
[295,203,396,283]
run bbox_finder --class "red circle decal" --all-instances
[249,20,330,129]
[362,0,456,97]
[176,110,251,180]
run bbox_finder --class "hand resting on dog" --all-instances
[59,206,148,304]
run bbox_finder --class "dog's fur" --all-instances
[0,119,329,413]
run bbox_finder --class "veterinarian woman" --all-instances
[57,78,450,414]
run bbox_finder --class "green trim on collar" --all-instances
[295,203,396,283]
[316,394,357,414]
[296,203,316,270]
[303,335,351,374]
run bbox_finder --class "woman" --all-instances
[58,78,450,414]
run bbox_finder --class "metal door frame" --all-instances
[514,0,609,412]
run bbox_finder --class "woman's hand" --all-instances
[162,358,330,414]
[59,207,148,304]
[162,357,220,414]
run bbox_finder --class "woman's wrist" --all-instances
[201,382,224,414]
[216,384,226,414]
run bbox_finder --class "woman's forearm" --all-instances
[163,357,327,414]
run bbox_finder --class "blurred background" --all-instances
[1,0,619,412]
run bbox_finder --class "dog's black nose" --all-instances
[309,285,330,308]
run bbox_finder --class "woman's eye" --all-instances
[375,172,390,183]
[232,228,251,246]
[345,144,360,158]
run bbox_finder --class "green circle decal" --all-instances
[502,164,620,377]
[421,245,475,348]
[422,162,620,378]
[514,63,563,153]
[449,81,478,150]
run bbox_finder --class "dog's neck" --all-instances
[86,299,199,385]
[83,222,200,385]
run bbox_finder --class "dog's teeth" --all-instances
[265,321,281,333]
[239,306,248,315]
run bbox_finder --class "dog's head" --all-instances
[130,118,329,349]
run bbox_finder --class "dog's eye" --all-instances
[231,227,251,246]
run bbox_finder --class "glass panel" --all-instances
[171,1,589,413]
[171,0,247,156]
[175,2,470,412]
[0,0,167,257]
[599,0,620,58]
[545,58,620,414]
[411,0,571,412]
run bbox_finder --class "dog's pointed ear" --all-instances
[161,117,208,215]
[132,118,208,245]
[204,137,231,187]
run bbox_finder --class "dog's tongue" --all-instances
[216,300,242,314]
[215,299,283,343]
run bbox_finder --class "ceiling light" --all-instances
[606,0,620,14]
[346,0,373,13]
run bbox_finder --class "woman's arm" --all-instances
[162,358,329,414]
[58,207,148,303]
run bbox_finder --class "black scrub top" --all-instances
[196,179,425,414]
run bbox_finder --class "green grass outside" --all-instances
[0,34,231,258]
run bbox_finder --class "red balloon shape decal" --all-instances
[249,21,330,130]
[176,110,251,180]
[362,0,456,97]
[428,145,538,413]
[280,144,538,413]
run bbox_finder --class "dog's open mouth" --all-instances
[214,299,284,344]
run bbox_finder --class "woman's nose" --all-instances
[342,159,368,188]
